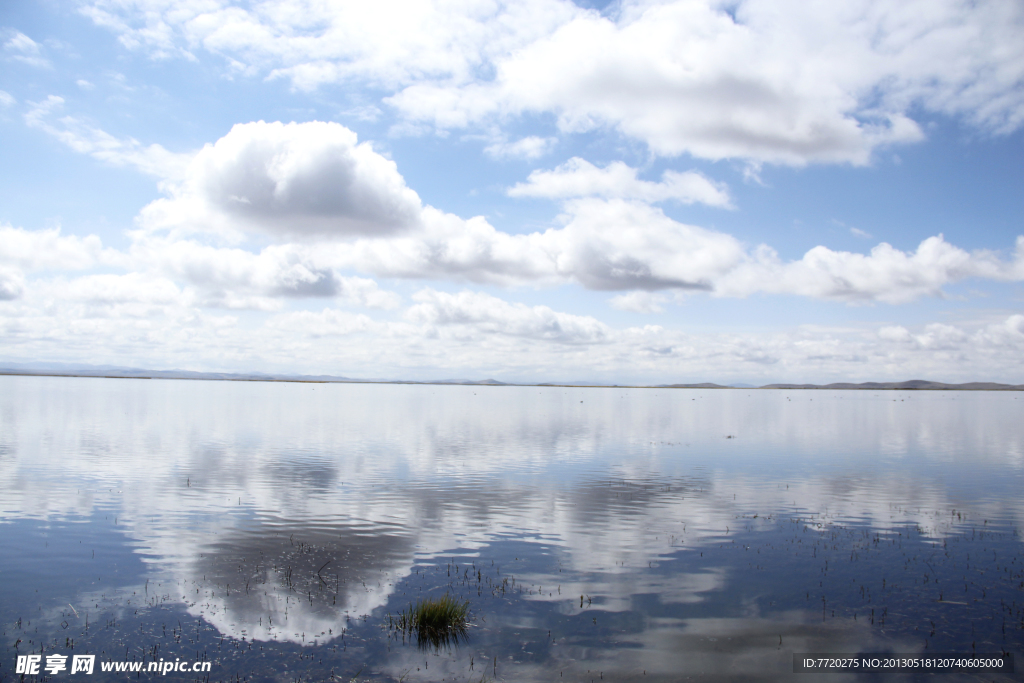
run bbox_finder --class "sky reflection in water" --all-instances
[1,375,1022,681]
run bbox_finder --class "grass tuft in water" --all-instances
[387,594,469,650]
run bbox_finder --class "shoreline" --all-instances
[1,370,1021,391]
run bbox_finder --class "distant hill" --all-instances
[428,378,509,385]
[0,362,353,383]
[1,363,1021,390]
[760,380,1024,391]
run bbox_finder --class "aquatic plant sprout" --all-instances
[387,594,470,650]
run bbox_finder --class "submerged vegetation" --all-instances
[386,594,470,650]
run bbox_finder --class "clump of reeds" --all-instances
[386,594,469,649]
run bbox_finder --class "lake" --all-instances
[1,375,1022,681]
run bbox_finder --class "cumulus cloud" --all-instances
[509,157,731,206]
[974,314,1024,349]
[390,0,1023,164]
[127,236,401,310]
[549,199,745,290]
[877,323,969,350]
[319,199,747,292]
[25,109,1017,307]
[24,96,190,179]
[132,123,1024,304]
[718,235,1024,304]
[37,273,192,319]
[0,269,25,300]
[0,224,122,271]
[0,224,401,314]
[407,289,610,344]
[16,105,1024,316]
[861,315,1024,380]
[880,317,1024,354]
[355,214,1023,303]
[0,90,14,107]
[141,121,423,239]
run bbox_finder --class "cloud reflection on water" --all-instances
[1,376,1022,679]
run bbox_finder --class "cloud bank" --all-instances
[82,0,1024,165]
[118,121,1024,305]
[11,117,1024,311]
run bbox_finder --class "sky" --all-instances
[0,0,1022,385]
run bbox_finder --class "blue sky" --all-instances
[1,0,1022,384]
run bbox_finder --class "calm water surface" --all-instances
[1,375,1023,681]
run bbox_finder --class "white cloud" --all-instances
[61,272,182,305]
[718,235,1024,304]
[141,120,423,239]
[4,31,50,68]
[0,224,121,271]
[85,2,1024,166]
[878,325,912,343]
[8,275,1024,381]
[127,236,397,310]
[5,31,40,53]
[609,291,668,314]
[265,308,377,337]
[407,289,610,344]
[24,96,190,179]
[81,0,578,86]
[509,157,731,207]
[389,0,1021,164]
[319,199,747,292]
[878,319,1018,352]
[134,123,1024,303]
[0,90,14,107]
[26,108,1020,307]
[392,212,1024,302]
[548,199,745,290]
[138,192,744,297]
[335,276,402,310]
[974,314,1024,349]
[76,79,95,90]
[484,135,557,160]
[0,269,25,300]
[39,273,192,319]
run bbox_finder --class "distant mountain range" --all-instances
[661,380,1024,391]
[759,380,1024,391]
[0,362,1020,390]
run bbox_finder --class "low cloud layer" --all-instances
[0,224,123,273]
[110,121,1024,304]
[408,289,610,345]
[4,271,1024,383]
[717,236,1024,304]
